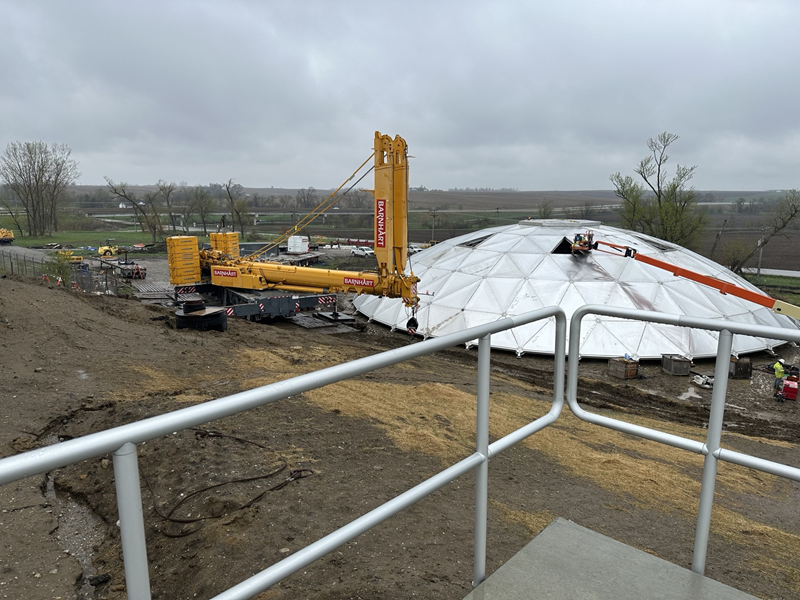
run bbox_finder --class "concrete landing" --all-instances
[464,518,757,600]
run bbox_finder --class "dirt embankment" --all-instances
[2,273,800,600]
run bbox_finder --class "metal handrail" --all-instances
[4,302,800,598]
[0,306,567,600]
[567,305,800,573]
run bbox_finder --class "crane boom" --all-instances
[587,238,800,320]
[242,153,376,261]
[168,132,420,315]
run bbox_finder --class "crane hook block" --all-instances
[406,316,419,335]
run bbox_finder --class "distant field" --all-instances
[3,188,797,271]
[9,231,157,249]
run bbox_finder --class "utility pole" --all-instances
[756,229,764,284]
[429,208,438,243]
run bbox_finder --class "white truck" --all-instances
[287,235,310,254]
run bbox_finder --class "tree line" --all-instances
[0,140,371,242]
[1,137,797,273]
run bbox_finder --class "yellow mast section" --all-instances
[372,132,409,283]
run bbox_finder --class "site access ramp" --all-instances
[463,518,757,600]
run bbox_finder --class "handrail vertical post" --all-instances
[113,442,152,600]
[692,328,733,574]
[472,334,491,587]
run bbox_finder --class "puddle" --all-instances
[43,448,107,599]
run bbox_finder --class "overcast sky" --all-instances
[2,1,798,192]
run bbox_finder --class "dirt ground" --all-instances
[2,255,800,600]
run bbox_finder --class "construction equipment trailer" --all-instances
[167,132,420,329]
[172,282,336,321]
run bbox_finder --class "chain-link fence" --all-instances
[0,248,122,295]
[70,264,122,295]
[0,249,47,278]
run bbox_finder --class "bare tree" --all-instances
[175,184,195,233]
[158,180,178,232]
[0,141,80,236]
[104,178,165,243]
[579,201,596,219]
[0,186,26,236]
[192,186,216,235]
[708,219,728,262]
[296,187,318,209]
[726,190,800,275]
[537,199,554,219]
[611,132,707,249]
[344,190,370,209]
[223,179,249,239]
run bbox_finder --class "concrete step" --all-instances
[464,518,757,600]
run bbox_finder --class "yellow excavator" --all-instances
[167,132,420,331]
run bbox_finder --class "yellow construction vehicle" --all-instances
[0,228,14,245]
[56,250,84,264]
[98,239,120,256]
[167,132,420,330]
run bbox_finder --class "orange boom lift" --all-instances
[577,236,800,321]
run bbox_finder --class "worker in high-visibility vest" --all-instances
[774,359,787,393]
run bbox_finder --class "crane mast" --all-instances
[372,132,410,288]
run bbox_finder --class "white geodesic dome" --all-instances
[354,219,797,359]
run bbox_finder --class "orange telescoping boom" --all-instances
[588,239,800,321]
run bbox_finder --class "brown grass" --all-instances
[490,500,555,537]
[302,371,800,580]
[123,345,800,584]
[306,381,477,461]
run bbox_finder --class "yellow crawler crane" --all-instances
[168,132,420,330]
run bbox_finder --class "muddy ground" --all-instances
[2,255,800,599]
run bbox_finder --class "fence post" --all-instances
[473,333,491,587]
[113,442,152,600]
[692,328,733,574]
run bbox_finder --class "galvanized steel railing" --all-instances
[2,304,800,599]
[567,306,800,573]
[0,306,567,600]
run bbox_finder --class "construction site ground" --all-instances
[2,254,800,600]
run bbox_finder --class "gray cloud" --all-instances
[1,0,798,190]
